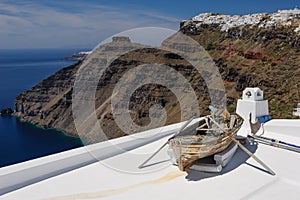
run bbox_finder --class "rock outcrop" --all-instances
[0,107,13,116]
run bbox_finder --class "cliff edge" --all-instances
[14,9,300,139]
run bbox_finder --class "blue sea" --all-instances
[0,49,86,168]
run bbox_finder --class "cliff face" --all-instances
[181,9,300,116]
[14,10,300,139]
[15,63,80,134]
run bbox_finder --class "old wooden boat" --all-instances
[168,113,243,171]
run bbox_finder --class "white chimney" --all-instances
[236,87,269,136]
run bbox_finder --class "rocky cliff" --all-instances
[14,9,300,140]
[181,9,300,115]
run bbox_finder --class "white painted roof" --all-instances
[1,118,300,200]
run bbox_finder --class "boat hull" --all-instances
[169,134,234,171]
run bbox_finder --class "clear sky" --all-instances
[0,0,299,49]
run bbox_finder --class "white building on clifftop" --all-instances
[293,103,300,117]
[191,8,300,32]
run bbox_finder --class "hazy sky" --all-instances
[0,0,299,49]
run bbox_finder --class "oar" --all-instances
[207,116,276,176]
[248,135,300,153]
[138,116,195,169]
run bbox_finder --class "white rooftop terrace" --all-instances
[1,117,300,200]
